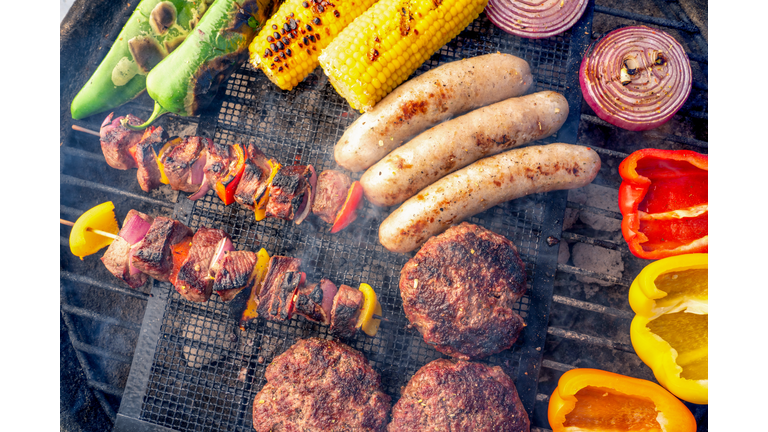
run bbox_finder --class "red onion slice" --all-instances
[188,151,208,191]
[208,237,235,277]
[579,26,692,131]
[120,214,153,245]
[128,243,143,276]
[294,166,317,226]
[487,0,588,39]
[319,279,338,321]
[188,173,211,200]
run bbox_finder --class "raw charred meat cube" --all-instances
[257,256,301,321]
[329,284,363,339]
[312,170,352,224]
[161,136,209,193]
[174,227,231,302]
[132,217,193,282]
[134,126,166,192]
[234,143,272,209]
[212,250,259,302]
[265,165,313,221]
[100,113,143,170]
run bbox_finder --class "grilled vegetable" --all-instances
[319,0,488,112]
[629,253,708,404]
[548,368,696,432]
[214,144,248,205]
[618,149,708,259]
[69,202,120,259]
[71,0,211,120]
[356,283,382,337]
[127,0,280,129]
[330,181,363,233]
[248,0,378,90]
[254,160,282,221]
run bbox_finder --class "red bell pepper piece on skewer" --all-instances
[214,144,247,206]
[330,181,364,233]
[618,149,708,259]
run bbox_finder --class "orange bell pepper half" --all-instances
[618,149,707,259]
[548,368,696,432]
[214,144,247,206]
[330,181,363,233]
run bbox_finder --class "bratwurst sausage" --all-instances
[361,91,568,207]
[379,144,601,253]
[334,53,533,172]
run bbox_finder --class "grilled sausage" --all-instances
[334,53,533,172]
[361,91,568,207]
[379,144,601,253]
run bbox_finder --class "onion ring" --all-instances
[486,0,588,39]
[579,25,692,131]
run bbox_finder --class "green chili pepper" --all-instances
[70,0,212,120]
[125,0,279,130]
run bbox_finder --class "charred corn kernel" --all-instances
[249,0,379,91]
[319,0,487,112]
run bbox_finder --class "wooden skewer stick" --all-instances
[60,218,119,240]
[71,125,100,137]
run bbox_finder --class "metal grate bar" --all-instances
[61,174,174,208]
[61,302,142,331]
[547,326,634,352]
[541,359,577,372]
[88,379,125,397]
[61,146,106,163]
[560,232,625,251]
[73,339,134,364]
[556,264,631,286]
[61,270,151,301]
[593,4,699,33]
[551,295,634,319]
[565,201,623,220]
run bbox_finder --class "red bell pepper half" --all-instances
[215,144,247,206]
[618,149,708,259]
[331,181,363,233]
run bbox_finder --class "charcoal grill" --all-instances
[60,0,708,430]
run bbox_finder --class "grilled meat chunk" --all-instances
[399,222,527,360]
[388,359,530,432]
[329,284,363,338]
[265,165,314,221]
[161,136,209,193]
[132,217,194,282]
[294,279,338,325]
[312,170,352,224]
[101,210,155,288]
[234,143,272,209]
[211,250,258,302]
[257,256,302,321]
[253,338,391,432]
[174,227,230,302]
[100,113,144,170]
[134,126,167,192]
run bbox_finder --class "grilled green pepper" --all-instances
[70,0,212,120]
[126,0,279,129]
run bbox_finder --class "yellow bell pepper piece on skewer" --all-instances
[356,283,382,337]
[68,202,120,260]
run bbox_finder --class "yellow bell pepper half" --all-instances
[629,253,708,404]
[69,202,120,260]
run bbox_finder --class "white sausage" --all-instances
[378,144,601,253]
[360,91,568,207]
[334,53,533,172]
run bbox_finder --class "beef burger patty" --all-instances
[252,338,391,432]
[399,222,527,360]
[388,359,530,432]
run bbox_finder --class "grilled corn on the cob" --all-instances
[319,0,488,112]
[249,0,379,90]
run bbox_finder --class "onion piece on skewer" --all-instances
[486,0,588,39]
[579,25,692,131]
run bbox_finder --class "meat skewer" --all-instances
[62,204,385,337]
[72,123,364,233]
